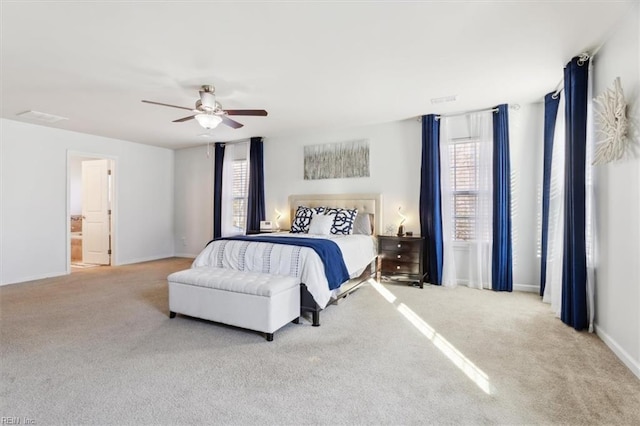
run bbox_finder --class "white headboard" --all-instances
[288,193,382,235]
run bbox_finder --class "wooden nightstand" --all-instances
[377,235,426,288]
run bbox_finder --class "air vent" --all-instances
[16,110,68,123]
[430,95,457,104]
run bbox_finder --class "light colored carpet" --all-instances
[1,257,639,425]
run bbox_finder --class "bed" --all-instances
[191,193,381,326]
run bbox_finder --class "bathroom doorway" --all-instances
[68,153,115,271]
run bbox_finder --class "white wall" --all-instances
[510,103,544,292]
[0,119,175,285]
[173,120,423,250]
[592,1,640,378]
[263,120,422,235]
[174,144,214,257]
[446,105,543,292]
[173,114,542,292]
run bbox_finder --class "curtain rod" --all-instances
[551,50,597,98]
[211,138,251,146]
[418,104,520,122]
[551,79,564,99]
[434,106,499,121]
[205,138,251,158]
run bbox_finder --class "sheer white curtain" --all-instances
[585,61,597,332]
[467,112,493,290]
[439,112,493,289]
[439,118,458,288]
[543,95,565,316]
[220,142,249,237]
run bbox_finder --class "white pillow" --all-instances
[307,214,333,235]
[353,212,373,235]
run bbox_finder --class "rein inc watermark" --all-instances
[1,417,35,425]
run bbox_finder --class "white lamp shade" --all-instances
[195,114,222,129]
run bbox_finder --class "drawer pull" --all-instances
[397,244,402,248]
[397,255,401,259]
[396,266,401,270]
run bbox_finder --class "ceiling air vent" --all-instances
[430,95,457,104]
[16,110,68,123]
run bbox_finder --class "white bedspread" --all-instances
[191,233,377,308]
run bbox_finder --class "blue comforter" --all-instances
[219,235,350,290]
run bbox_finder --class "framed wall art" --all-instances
[304,139,370,180]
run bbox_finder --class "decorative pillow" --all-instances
[308,214,333,235]
[352,212,373,235]
[290,206,326,233]
[325,208,358,235]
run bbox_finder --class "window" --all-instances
[232,159,249,232]
[220,142,250,237]
[449,140,480,241]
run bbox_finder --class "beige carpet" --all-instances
[1,257,639,425]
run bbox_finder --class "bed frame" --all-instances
[288,193,382,326]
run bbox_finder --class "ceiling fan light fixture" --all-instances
[195,113,222,129]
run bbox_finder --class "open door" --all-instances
[82,159,111,265]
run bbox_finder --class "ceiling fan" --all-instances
[142,85,267,130]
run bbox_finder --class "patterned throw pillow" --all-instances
[325,208,358,235]
[290,206,326,233]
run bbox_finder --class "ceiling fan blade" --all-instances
[221,115,244,129]
[224,109,268,116]
[173,115,196,123]
[142,100,193,111]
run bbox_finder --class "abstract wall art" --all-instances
[593,77,630,165]
[304,139,370,180]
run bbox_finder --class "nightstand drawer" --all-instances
[377,235,426,288]
[381,259,420,275]
[380,251,420,263]
[380,239,421,253]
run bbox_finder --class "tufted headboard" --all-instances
[288,193,382,235]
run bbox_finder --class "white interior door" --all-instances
[82,159,111,265]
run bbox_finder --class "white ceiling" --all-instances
[1,1,633,149]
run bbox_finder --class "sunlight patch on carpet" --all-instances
[369,279,397,303]
[369,278,493,395]
[397,303,493,395]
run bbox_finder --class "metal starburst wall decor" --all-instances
[593,77,629,165]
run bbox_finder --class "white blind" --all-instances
[449,141,479,241]
[232,160,248,231]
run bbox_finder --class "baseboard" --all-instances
[117,254,175,266]
[1,270,68,286]
[595,324,640,380]
[454,279,538,293]
[173,253,198,259]
[513,283,539,293]
[1,254,194,286]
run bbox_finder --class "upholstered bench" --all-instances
[167,267,300,341]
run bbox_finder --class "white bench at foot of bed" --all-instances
[167,267,300,341]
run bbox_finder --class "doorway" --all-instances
[68,154,115,271]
